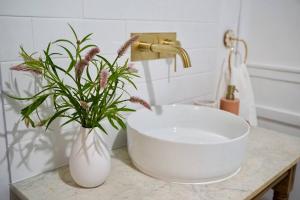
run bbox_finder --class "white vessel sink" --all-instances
[127,104,250,184]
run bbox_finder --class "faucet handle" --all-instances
[162,40,181,47]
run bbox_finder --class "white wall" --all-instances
[240,0,300,199]
[0,0,241,198]
[0,65,10,200]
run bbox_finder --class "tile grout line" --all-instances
[0,47,219,63]
[0,14,219,24]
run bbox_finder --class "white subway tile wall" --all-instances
[0,63,11,200]
[0,0,83,17]
[0,0,240,183]
[0,17,34,61]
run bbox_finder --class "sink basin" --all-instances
[126,104,250,184]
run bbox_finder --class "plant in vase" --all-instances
[8,25,151,188]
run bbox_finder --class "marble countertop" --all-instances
[11,128,300,200]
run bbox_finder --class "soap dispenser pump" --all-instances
[220,85,240,115]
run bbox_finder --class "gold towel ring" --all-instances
[228,48,233,78]
[223,30,248,64]
[228,48,244,76]
[235,38,248,63]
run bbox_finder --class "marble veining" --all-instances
[11,128,300,200]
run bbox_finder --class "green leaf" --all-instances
[5,87,52,101]
[60,115,80,127]
[96,123,108,135]
[45,108,69,130]
[49,52,63,56]
[107,116,118,130]
[125,78,138,89]
[58,45,74,63]
[117,107,135,112]
[53,39,76,49]
[79,44,97,53]
[51,62,77,83]
[96,55,114,72]
[80,33,93,44]
[68,24,79,42]
[23,116,35,128]
[45,42,51,54]
[86,64,93,82]
[67,60,76,72]
[21,94,50,117]
[44,50,58,77]
[113,116,126,129]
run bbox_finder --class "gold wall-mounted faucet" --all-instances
[130,33,192,70]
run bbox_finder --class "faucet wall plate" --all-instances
[130,32,176,61]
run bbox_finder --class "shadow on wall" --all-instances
[0,73,76,177]
[141,57,174,115]
[142,61,157,106]
[142,60,162,115]
[0,71,125,181]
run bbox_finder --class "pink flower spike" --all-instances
[10,64,42,75]
[84,47,100,62]
[117,35,139,58]
[99,69,109,89]
[129,96,152,110]
[75,59,89,79]
[128,63,134,68]
[127,63,138,73]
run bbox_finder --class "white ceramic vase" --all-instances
[69,127,111,188]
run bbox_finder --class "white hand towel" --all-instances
[233,63,258,126]
[216,58,230,106]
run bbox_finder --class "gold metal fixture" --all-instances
[226,85,237,100]
[130,33,192,70]
[223,30,248,64]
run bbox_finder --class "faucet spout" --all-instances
[149,43,192,68]
[176,47,192,68]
